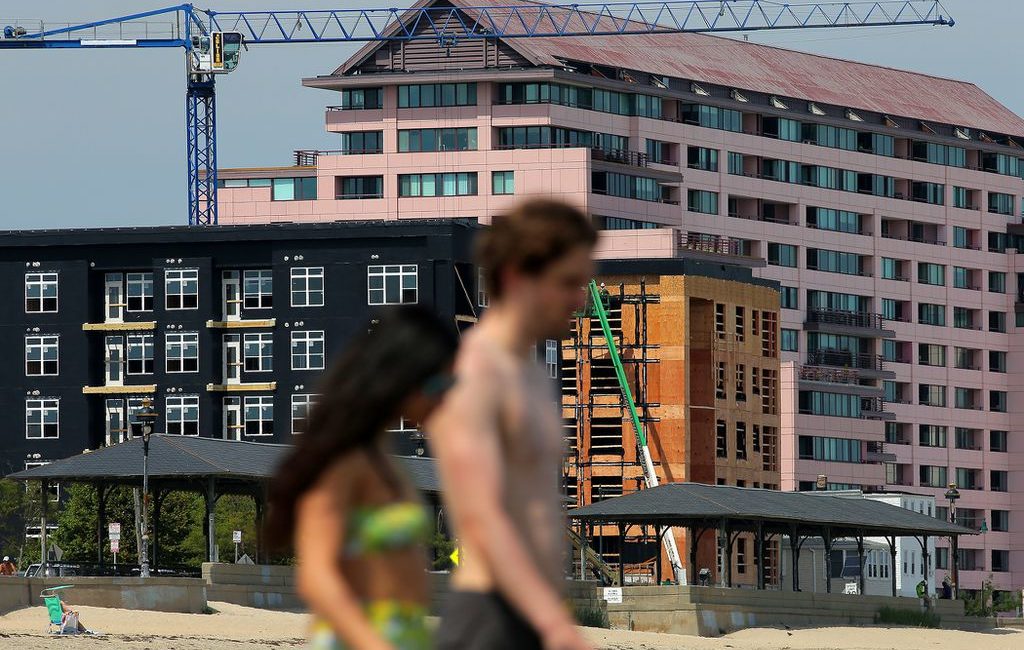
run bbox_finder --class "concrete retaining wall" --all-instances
[203,563,303,611]
[603,586,986,636]
[0,576,207,614]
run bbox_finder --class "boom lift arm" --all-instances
[1,1,953,225]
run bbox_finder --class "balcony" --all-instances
[805,350,895,379]
[860,397,895,421]
[677,233,764,268]
[82,321,157,332]
[805,308,895,338]
[591,147,649,168]
[206,318,276,330]
[864,441,897,464]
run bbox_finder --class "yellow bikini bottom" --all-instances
[310,601,431,650]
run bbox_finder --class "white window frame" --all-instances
[222,270,241,321]
[545,339,558,379]
[477,267,489,308]
[105,397,145,445]
[223,396,243,440]
[290,267,325,308]
[24,462,60,502]
[26,398,59,439]
[223,334,242,384]
[244,396,274,436]
[243,269,273,310]
[25,272,58,313]
[367,264,418,305]
[243,332,273,373]
[165,332,200,373]
[166,395,200,436]
[291,394,317,434]
[291,330,325,370]
[25,335,59,376]
[104,273,125,323]
[126,272,154,312]
[126,334,154,375]
[165,268,199,310]
[104,335,124,386]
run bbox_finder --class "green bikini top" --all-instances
[345,501,431,556]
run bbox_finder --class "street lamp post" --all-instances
[944,483,960,600]
[130,399,159,579]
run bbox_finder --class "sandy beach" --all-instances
[0,602,1020,649]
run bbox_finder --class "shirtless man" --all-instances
[429,199,596,650]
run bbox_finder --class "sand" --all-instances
[0,602,1020,649]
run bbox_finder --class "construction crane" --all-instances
[0,1,953,225]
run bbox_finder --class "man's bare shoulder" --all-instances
[454,326,514,380]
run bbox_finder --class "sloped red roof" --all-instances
[436,0,1024,137]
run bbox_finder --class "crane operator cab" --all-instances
[189,31,243,74]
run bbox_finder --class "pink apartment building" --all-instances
[214,0,1022,592]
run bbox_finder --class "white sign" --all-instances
[603,587,623,604]
[108,522,121,541]
[232,530,242,544]
[110,539,120,554]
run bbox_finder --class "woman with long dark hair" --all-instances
[266,305,458,650]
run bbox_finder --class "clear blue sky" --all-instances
[0,0,1017,229]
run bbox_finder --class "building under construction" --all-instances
[563,257,782,587]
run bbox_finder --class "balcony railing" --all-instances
[294,149,343,166]
[680,233,749,258]
[799,365,860,385]
[806,350,885,372]
[591,147,649,168]
[807,308,886,331]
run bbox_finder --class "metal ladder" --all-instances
[586,280,685,584]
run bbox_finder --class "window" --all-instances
[990,430,1008,453]
[734,307,745,342]
[26,399,59,439]
[881,258,905,281]
[244,396,274,436]
[918,303,945,326]
[990,390,1007,413]
[687,146,719,171]
[687,190,718,214]
[716,420,727,458]
[243,333,273,372]
[291,394,316,435]
[165,332,199,373]
[990,470,1008,492]
[988,192,1014,216]
[767,243,797,268]
[592,172,665,202]
[952,266,973,289]
[165,269,199,310]
[918,384,946,407]
[881,340,901,362]
[291,267,324,307]
[992,550,1010,573]
[398,172,478,197]
[25,335,58,376]
[681,104,743,132]
[220,178,271,189]
[989,231,1007,253]
[491,171,514,195]
[735,422,747,460]
[955,427,980,450]
[990,510,1009,532]
[797,435,862,462]
[919,465,947,488]
[339,87,382,110]
[545,340,558,379]
[241,270,273,310]
[988,271,1006,293]
[127,272,154,311]
[735,364,746,401]
[397,83,476,108]
[798,391,861,418]
[103,273,125,322]
[953,347,977,370]
[807,248,864,275]
[339,130,383,154]
[165,396,199,436]
[989,311,1007,333]
[272,177,317,201]
[911,181,945,205]
[911,141,966,167]
[367,264,417,305]
[955,387,978,410]
[989,350,1007,373]
[918,425,947,448]
[806,207,861,234]
[764,117,802,142]
[291,330,325,371]
[25,272,58,313]
[953,307,974,329]
[780,286,798,309]
[105,397,144,445]
[336,175,383,199]
[715,361,726,399]
[918,344,946,367]
[715,304,726,339]
[952,226,973,249]
[918,263,945,286]
[727,152,744,175]
[126,334,154,375]
[398,127,477,152]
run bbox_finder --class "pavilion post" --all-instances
[617,524,625,587]
[918,535,930,598]
[655,526,663,585]
[718,519,729,587]
[886,536,898,597]
[755,522,765,590]
[689,527,699,587]
[822,528,834,594]
[153,487,166,572]
[856,535,865,595]
[789,527,801,592]
[205,478,218,563]
[96,482,106,566]
[255,491,266,565]
[40,480,49,575]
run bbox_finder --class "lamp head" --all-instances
[944,483,960,503]
[133,398,159,442]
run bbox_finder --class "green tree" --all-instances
[0,479,27,560]
[961,575,1023,617]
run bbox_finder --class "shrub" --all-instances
[875,606,941,628]
[574,606,610,629]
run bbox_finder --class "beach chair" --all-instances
[41,585,76,634]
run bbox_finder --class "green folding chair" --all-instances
[40,585,74,634]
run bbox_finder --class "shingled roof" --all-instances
[7,435,441,493]
[332,0,1024,138]
[569,482,974,537]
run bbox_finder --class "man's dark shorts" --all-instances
[436,591,542,650]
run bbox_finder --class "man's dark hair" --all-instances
[476,199,597,299]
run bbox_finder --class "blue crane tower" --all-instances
[1,1,954,227]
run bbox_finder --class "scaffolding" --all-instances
[563,279,679,584]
